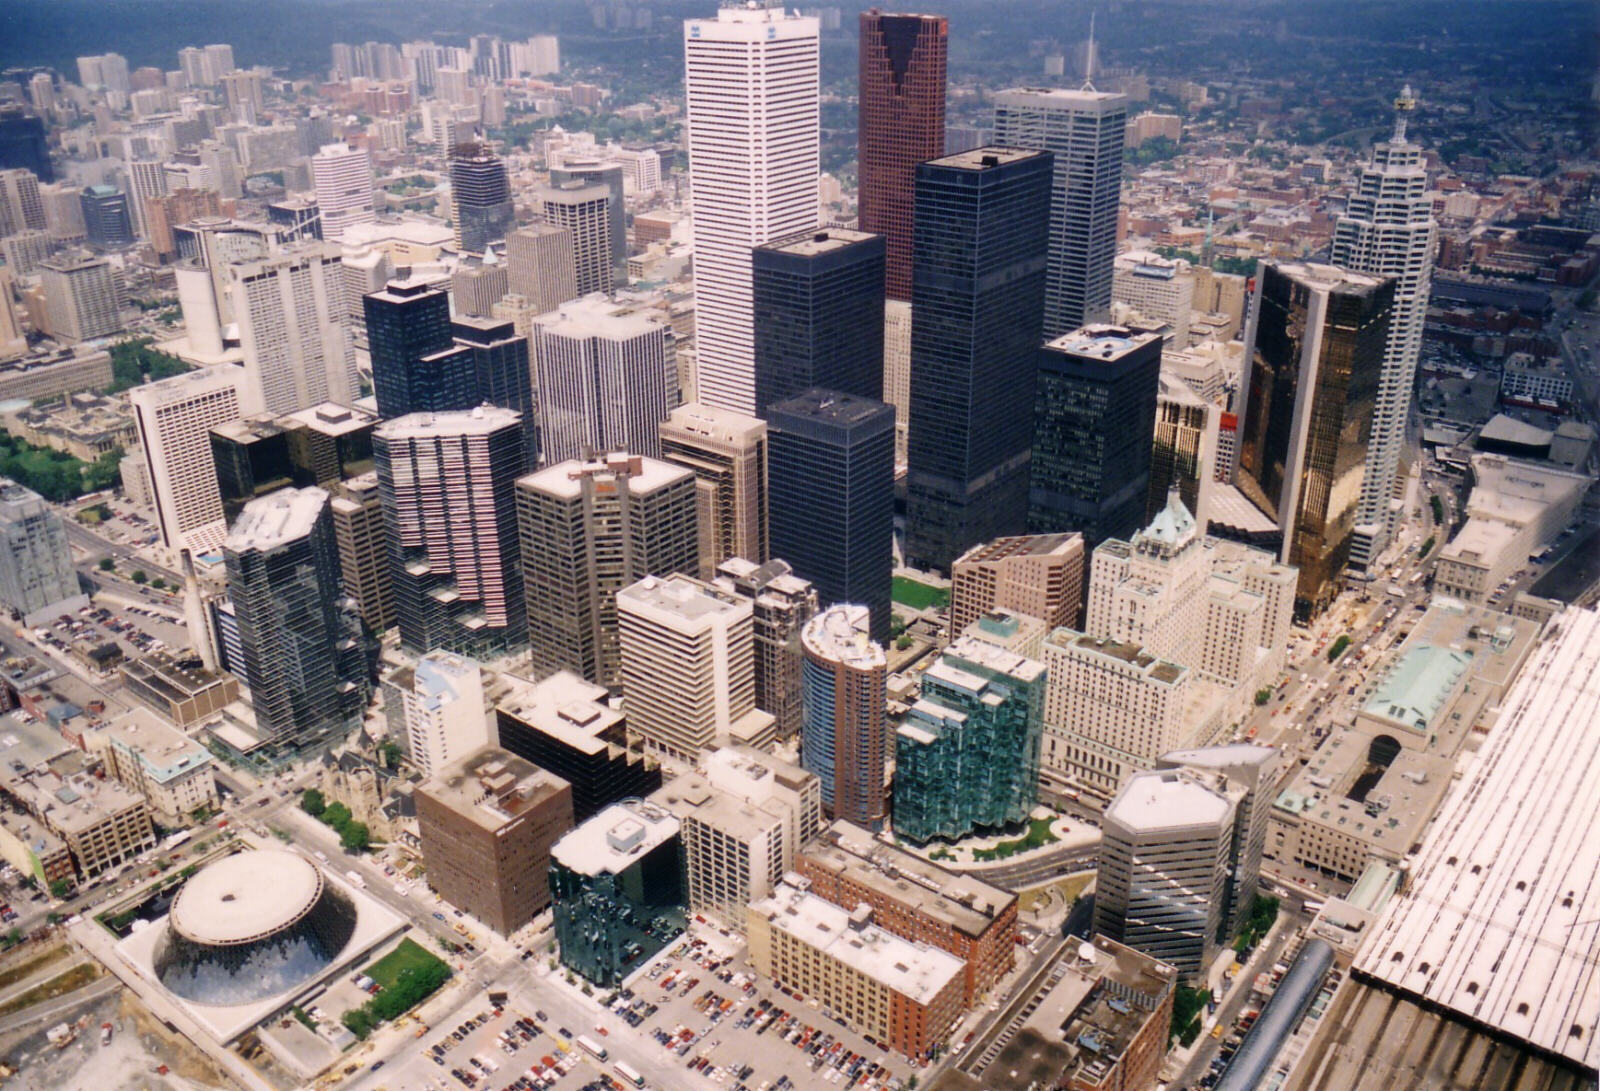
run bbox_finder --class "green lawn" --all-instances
[892,577,949,610]
[364,937,447,991]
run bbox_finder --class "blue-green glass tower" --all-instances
[893,637,1045,844]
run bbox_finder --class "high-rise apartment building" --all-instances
[1094,765,1242,978]
[949,532,1084,635]
[714,557,817,741]
[364,279,474,419]
[532,294,678,463]
[0,479,86,624]
[329,472,394,635]
[767,390,895,641]
[230,244,357,415]
[659,404,769,580]
[398,651,488,777]
[683,6,820,414]
[130,366,247,555]
[993,87,1127,336]
[1028,325,1163,552]
[375,407,529,658]
[752,228,886,415]
[449,141,515,255]
[1236,262,1394,616]
[655,745,822,932]
[617,574,776,760]
[310,143,376,243]
[540,182,613,297]
[1330,89,1438,570]
[224,487,370,757]
[1147,371,1218,530]
[800,605,888,830]
[857,11,946,302]
[38,254,122,343]
[416,747,573,935]
[894,638,1045,845]
[505,223,578,315]
[452,314,538,464]
[517,454,698,688]
[905,148,1053,572]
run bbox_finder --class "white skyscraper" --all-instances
[311,143,376,243]
[683,6,819,414]
[400,651,489,777]
[1330,88,1438,570]
[124,159,168,241]
[129,366,248,556]
[532,294,679,463]
[229,243,358,415]
[993,86,1128,337]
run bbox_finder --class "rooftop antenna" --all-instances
[1392,84,1416,145]
[1082,12,1097,91]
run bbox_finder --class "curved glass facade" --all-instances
[154,883,358,1006]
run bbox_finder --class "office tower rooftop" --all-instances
[659,403,769,580]
[950,532,1085,635]
[0,479,86,625]
[448,141,515,255]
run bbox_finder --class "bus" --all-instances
[614,1060,645,1087]
[576,1035,608,1062]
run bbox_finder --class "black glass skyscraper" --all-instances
[452,314,538,465]
[364,280,476,419]
[1028,325,1163,552]
[225,487,370,759]
[449,142,515,255]
[752,228,886,416]
[0,107,50,181]
[80,185,134,249]
[767,389,895,643]
[905,147,1053,573]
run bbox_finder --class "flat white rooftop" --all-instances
[550,798,679,878]
[1107,768,1232,833]
[801,605,883,669]
[1353,607,1600,1072]
[226,486,328,553]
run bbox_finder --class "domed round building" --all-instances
[153,851,358,1006]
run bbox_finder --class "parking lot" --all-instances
[622,927,917,1091]
[415,1005,613,1091]
[31,599,187,666]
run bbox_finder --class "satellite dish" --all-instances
[1078,942,1096,963]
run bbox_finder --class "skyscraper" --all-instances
[1330,88,1438,571]
[0,107,51,181]
[209,405,377,525]
[540,182,613,297]
[767,390,895,642]
[617,574,776,760]
[659,404,769,580]
[451,253,509,318]
[399,650,489,777]
[505,223,578,315]
[1236,262,1394,616]
[448,141,515,255]
[1147,373,1217,529]
[905,148,1053,572]
[364,280,474,420]
[752,228,886,415]
[949,532,1085,635]
[124,159,168,241]
[714,557,817,742]
[683,6,820,414]
[993,87,1127,336]
[1028,325,1163,552]
[38,254,121,343]
[517,453,698,688]
[452,314,538,464]
[549,159,627,284]
[230,244,357,415]
[0,168,46,237]
[893,637,1045,844]
[857,10,947,302]
[375,407,529,657]
[532,295,678,464]
[80,185,134,249]
[799,605,887,830]
[310,143,375,243]
[224,486,369,757]
[130,366,246,555]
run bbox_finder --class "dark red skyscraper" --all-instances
[858,10,947,302]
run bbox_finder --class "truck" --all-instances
[345,870,366,890]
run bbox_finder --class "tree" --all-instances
[151,577,167,590]
[48,878,71,899]
[323,801,353,831]
[1254,688,1272,707]
[300,788,326,817]
[340,822,370,852]
[130,570,147,584]
[97,558,114,572]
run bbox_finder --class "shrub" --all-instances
[1327,635,1351,662]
